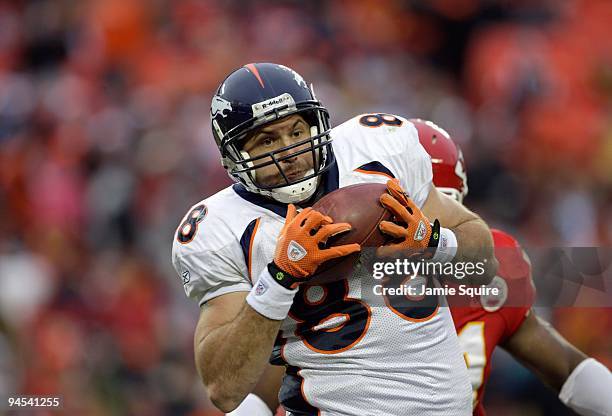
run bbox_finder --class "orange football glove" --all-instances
[269,204,361,289]
[377,179,441,258]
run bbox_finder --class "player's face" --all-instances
[242,114,316,188]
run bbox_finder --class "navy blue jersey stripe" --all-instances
[354,161,395,178]
[233,184,289,217]
[239,218,259,282]
[321,157,339,195]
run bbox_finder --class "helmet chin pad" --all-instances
[268,170,318,203]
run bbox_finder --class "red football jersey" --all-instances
[449,229,536,416]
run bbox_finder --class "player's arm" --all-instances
[503,310,612,416]
[194,292,283,413]
[421,185,497,284]
[251,364,284,412]
[503,310,586,391]
[378,180,497,285]
[226,364,285,415]
[194,205,359,412]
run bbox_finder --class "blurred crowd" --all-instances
[0,0,610,415]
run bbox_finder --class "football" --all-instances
[309,182,393,284]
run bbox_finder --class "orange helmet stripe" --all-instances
[244,63,265,88]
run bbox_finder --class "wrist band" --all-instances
[431,227,457,263]
[226,393,273,416]
[267,262,298,289]
[559,358,612,416]
[246,267,298,320]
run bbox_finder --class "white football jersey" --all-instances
[172,114,472,416]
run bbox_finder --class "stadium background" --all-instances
[0,0,610,415]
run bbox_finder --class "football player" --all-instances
[228,119,612,416]
[172,63,499,415]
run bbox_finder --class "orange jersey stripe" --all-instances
[247,218,261,282]
[353,168,394,179]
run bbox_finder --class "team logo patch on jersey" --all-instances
[481,275,508,312]
[211,96,232,118]
[287,240,307,261]
[414,220,427,241]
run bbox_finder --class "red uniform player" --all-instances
[413,118,610,416]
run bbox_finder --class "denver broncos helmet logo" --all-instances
[279,65,308,89]
[211,96,232,118]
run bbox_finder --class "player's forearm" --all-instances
[504,313,587,392]
[195,303,282,413]
[503,313,612,415]
[228,365,284,416]
[451,217,498,285]
[421,187,497,284]
[535,319,587,392]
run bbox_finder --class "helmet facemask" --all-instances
[436,154,468,204]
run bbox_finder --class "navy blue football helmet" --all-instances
[210,63,334,203]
